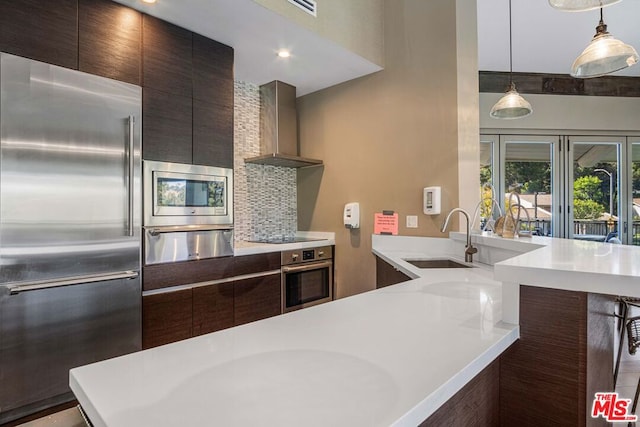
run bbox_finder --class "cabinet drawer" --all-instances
[143,256,234,291]
[233,252,281,277]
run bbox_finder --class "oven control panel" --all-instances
[282,246,333,266]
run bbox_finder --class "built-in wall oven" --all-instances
[281,246,333,312]
[143,160,234,264]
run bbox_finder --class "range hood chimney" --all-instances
[244,81,323,168]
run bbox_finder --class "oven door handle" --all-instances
[282,260,333,273]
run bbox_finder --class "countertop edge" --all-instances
[392,326,519,426]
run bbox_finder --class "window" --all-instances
[480,133,639,244]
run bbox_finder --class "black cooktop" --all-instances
[248,237,324,244]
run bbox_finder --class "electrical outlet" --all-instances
[406,215,418,228]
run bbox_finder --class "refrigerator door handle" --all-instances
[6,271,139,295]
[127,115,135,237]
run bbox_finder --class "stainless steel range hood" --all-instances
[244,81,323,168]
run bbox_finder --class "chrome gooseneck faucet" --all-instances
[441,208,478,263]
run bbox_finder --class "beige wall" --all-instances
[252,0,384,66]
[297,0,478,298]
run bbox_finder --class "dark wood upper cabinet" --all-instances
[193,98,234,168]
[192,282,235,336]
[234,274,281,326]
[142,289,193,349]
[192,34,234,101]
[78,0,141,85]
[142,15,192,97]
[0,0,78,69]
[192,34,234,168]
[142,87,192,164]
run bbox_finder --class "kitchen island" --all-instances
[71,233,640,426]
[70,237,517,427]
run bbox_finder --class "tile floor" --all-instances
[17,407,85,427]
[616,331,640,415]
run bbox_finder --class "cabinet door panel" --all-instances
[192,34,234,168]
[193,282,234,336]
[192,34,233,101]
[143,289,192,349]
[79,0,141,85]
[234,274,281,326]
[375,256,411,288]
[193,99,234,168]
[142,15,192,97]
[142,87,192,163]
[0,0,78,69]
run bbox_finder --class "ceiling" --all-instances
[477,0,640,77]
[113,0,381,96]
[114,0,639,96]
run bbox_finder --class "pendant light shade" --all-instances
[548,0,620,12]
[490,0,532,120]
[570,12,638,78]
[490,82,533,119]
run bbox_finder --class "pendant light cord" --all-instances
[508,0,513,86]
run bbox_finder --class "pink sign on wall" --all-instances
[374,212,398,235]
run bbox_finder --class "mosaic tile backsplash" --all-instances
[233,81,297,242]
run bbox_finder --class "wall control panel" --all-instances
[423,187,441,215]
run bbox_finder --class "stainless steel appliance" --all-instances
[143,161,234,265]
[143,160,233,227]
[281,246,333,312]
[143,225,233,265]
[0,53,142,424]
[244,81,323,168]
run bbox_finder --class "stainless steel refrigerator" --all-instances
[0,53,142,424]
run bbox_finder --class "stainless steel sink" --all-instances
[403,259,472,269]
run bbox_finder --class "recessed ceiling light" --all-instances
[142,0,156,4]
[277,50,291,59]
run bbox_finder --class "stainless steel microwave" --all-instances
[143,160,233,227]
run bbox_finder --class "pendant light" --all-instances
[549,0,620,12]
[490,0,532,120]
[571,7,638,78]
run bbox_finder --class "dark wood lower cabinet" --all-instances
[234,274,281,326]
[375,256,411,288]
[142,288,193,349]
[192,282,234,336]
[420,359,500,427]
[143,253,283,347]
[500,286,614,427]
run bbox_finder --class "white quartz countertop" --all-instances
[70,235,518,427]
[451,232,640,298]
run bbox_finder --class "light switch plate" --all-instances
[406,215,418,228]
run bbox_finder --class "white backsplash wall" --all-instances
[233,81,297,242]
